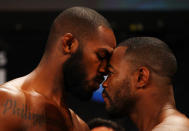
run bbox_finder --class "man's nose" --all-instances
[102,79,108,88]
[99,60,108,75]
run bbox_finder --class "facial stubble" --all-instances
[105,77,137,118]
[63,47,93,100]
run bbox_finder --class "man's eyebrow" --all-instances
[97,48,113,56]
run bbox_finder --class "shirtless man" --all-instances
[0,7,116,131]
[102,37,189,131]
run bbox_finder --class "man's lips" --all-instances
[102,92,106,98]
[102,90,112,104]
[102,89,108,98]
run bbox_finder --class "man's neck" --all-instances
[22,64,65,107]
[129,87,175,131]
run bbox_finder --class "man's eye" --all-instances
[97,54,105,60]
[108,71,113,76]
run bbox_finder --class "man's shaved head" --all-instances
[40,7,116,100]
[119,37,177,79]
[46,6,111,51]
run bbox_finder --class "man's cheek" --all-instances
[86,65,99,80]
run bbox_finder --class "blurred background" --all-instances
[0,0,189,130]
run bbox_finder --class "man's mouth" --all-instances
[102,89,108,98]
[102,92,106,98]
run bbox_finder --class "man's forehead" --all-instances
[109,46,127,66]
[97,26,116,48]
[84,26,116,51]
[112,46,127,60]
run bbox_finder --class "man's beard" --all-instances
[104,79,137,118]
[63,47,93,101]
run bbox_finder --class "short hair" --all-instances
[46,6,111,51]
[119,37,177,79]
[88,118,125,131]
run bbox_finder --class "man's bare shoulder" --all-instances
[69,109,90,131]
[0,83,20,94]
[0,76,44,100]
[0,78,51,112]
[0,76,29,97]
[0,81,25,105]
[153,112,189,131]
[0,79,48,129]
[0,80,27,130]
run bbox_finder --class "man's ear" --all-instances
[61,33,79,54]
[135,66,150,89]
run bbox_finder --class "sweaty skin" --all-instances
[0,76,89,131]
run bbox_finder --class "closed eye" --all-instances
[108,71,113,76]
[108,64,115,76]
[96,49,111,61]
[97,53,105,61]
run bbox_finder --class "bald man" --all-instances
[102,37,189,131]
[0,7,116,131]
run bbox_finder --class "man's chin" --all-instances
[105,105,125,119]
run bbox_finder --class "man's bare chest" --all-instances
[0,98,73,131]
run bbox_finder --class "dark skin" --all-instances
[0,85,73,131]
[103,46,189,131]
[0,25,116,131]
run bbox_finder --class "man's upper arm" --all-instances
[0,88,13,116]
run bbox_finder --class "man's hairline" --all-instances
[79,24,113,46]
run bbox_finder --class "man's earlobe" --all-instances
[136,67,150,89]
[62,33,79,54]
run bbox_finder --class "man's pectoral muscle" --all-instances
[0,99,46,126]
[0,98,72,130]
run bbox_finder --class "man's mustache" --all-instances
[102,89,111,100]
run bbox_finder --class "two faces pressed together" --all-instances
[60,7,189,131]
[0,6,189,131]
